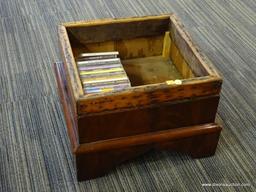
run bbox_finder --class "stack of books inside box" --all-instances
[76,52,131,94]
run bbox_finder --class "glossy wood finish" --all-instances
[75,127,221,181]
[54,61,222,181]
[57,15,223,181]
[77,95,219,143]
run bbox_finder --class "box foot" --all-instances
[76,145,150,181]
[75,123,221,181]
[157,131,221,158]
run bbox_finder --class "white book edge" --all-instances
[77,58,120,65]
[79,52,119,57]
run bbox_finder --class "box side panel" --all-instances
[66,16,170,44]
[71,36,164,60]
[170,15,221,77]
[54,62,79,151]
[78,95,220,143]
[77,77,222,114]
[163,31,195,79]
[58,25,83,103]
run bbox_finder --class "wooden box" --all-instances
[55,14,222,181]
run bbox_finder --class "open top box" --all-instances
[59,14,221,116]
[56,14,222,180]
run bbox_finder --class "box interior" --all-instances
[66,18,198,87]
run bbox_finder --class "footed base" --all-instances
[75,123,221,181]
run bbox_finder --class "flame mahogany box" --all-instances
[54,15,222,181]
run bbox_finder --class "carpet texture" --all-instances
[0,0,256,191]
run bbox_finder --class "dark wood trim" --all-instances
[54,62,79,152]
[77,95,220,143]
[76,123,221,154]
[75,123,221,180]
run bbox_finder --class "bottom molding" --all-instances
[75,123,221,181]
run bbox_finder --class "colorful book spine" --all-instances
[76,52,131,95]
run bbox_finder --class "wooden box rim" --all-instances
[58,14,222,115]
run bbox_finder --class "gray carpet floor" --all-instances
[0,0,256,191]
